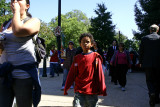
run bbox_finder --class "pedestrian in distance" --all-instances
[64,33,107,107]
[129,50,139,72]
[49,45,59,77]
[0,0,41,107]
[61,41,77,90]
[92,41,106,74]
[110,43,132,91]
[106,40,118,84]
[139,24,160,107]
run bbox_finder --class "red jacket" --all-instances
[50,50,58,62]
[64,52,107,96]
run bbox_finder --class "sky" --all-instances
[29,0,138,39]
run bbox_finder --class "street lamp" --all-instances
[57,0,61,76]
[57,0,61,51]
[42,55,47,77]
[119,30,120,43]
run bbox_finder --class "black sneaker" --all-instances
[155,98,160,104]
[114,82,118,85]
[149,94,155,107]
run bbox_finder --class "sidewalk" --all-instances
[38,60,160,107]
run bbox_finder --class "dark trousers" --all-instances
[0,78,33,107]
[116,64,128,87]
[50,63,58,77]
[110,65,117,83]
[144,68,160,98]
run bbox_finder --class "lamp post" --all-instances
[57,0,61,51]
[57,0,61,76]
[119,30,120,43]
[42,55,47,77]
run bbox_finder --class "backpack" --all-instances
[2,17,46,64]
[32,36,46,64]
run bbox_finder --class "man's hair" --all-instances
[79,33,94,44]
[150,24,159,32]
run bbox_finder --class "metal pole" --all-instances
[57,0,61,51]
[58,0,61,28]
[119,30,120,43]
[57,0,61,76]
[42,55,47,77]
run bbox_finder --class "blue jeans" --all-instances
[62,68,69,87]
[50,63,58,77]
[73,92,98,107]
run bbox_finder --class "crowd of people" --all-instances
[0,0,160,107]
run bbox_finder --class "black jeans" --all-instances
[144,68,160,97]
[0,78,33,107]
[116,64,128,87]
[110,65,117,83]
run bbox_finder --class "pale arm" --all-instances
[11,1,40,37]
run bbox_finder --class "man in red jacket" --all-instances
[49,45,59,77]
[64,33,106,107]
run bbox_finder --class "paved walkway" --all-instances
[38,60,160,107]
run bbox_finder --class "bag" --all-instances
[32,36,46,64]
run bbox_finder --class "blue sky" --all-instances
[29,0,138,39]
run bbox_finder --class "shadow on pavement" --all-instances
[38,67,160,107]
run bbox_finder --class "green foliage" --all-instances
[0,0,12,26]
[65,10,90,25]
[49,10,90,48]
[124,39,140,52]
[89,3,115,50]
[114,31,128,44]
[38,21,56,54]
[134,0,160,40]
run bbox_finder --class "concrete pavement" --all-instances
[38,60,160,107]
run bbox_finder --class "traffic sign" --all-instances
[54,26,61,36]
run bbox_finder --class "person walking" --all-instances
[61,41,76,90]
[49,45,59,77]
[129,50,139,72]
[64,33,107,107]
[0,0,41,107]
[92,41,106,73]
[139,24,160,107]
[107,40,118,84]
[110,43,132,91]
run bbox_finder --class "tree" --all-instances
[124,39,139,52]
[65,10,90,26]
[0,0,12,27]
[89,3,115,50]
[114,31,128,44]
[38,21,56,54]
[134,0,160,40]
[49,10,90,48]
